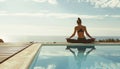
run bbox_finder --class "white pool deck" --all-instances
[0,42,42,69]
[0,42,120,69]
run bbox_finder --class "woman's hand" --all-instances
[91,38,95,41]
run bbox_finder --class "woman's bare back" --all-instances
[75,25,86,38]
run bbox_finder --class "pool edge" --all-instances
[0,43,42,69]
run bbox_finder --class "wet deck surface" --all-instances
[0,43,32,64]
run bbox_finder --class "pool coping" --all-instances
[0,43,42,69]
[42,42,120,46]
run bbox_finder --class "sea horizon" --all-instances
[2,35,120,42]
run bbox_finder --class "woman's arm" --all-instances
[68,27,77,39]
[84,26,94,39]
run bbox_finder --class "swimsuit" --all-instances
[77,29,84,33]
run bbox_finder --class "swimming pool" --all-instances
[29,45,120,69]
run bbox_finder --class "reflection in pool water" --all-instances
[66,46,95,69]
[29,46,120,69]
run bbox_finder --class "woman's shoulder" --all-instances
[82,25,86,28]
[75,25,86,28]
[75,26,79,28]
[75,26,80,30]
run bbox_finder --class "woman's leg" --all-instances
[85,39,95,43]
[66,39,79,43]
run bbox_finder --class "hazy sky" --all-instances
[0,0,120,36]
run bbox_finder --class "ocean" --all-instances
[3,35,120,42]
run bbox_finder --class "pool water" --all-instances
[29,46,120,69]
